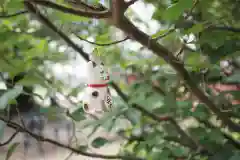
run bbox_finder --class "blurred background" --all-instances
[0,0,239,160]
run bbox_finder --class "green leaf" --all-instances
[150,150,171,160]
[133,142,147,157]
[23,46,45,60]
[1,20,13,30]
[164,92,177,111]
[68,107,86,122]
[151,29,173,39]
[223,72,240,83]
[229,152,240,160]
[91,137,110,148]
[44,52,68,62]
[190,104,209,119]
[124,108,141,125]
[200,31,227,49]
[129,84,153,105]
[95,33,111,44]
[209,39,240,63]
[208,143,236,160]
[101,117,117,132]
[207,66,222,80]
[163,0,194,21]
[219,90,240,100]
[39,107,62,121]
[172,147,188,157]
[82,107,126,128]
[0,86,23,109]
[4,0,24,10]
[68,87,84,97]
[40,107,58,114]
[186,23,204,34]
[145,93,164,110]
[6,142,20,160]
[188,127,208,140]
[208,129,224,143]
[16,74,47,87]
[54,11,89,23]
[185,52,210,70]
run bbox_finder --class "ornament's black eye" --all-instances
[92,91,99,97]
[83,103,89,111]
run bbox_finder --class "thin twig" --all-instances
[16,106,26,129]
[64,151,74,160]
[0,128,20,146]
[176,45,184,58]
[0,10,28,18]
[185,0,199,17]
[0,117,144,160]
[154,28,175,40]
[74,34,129,46]
[29,0,111,19]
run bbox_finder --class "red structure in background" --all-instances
[208,83,240,105]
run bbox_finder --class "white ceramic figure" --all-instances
[82,55,112,115]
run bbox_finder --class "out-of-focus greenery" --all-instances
[0,0,239,160]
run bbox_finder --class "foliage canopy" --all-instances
[0,0,239,160]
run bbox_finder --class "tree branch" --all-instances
[0,10,28,18]
[111,0,240,132]
[74,33,129,46]
[111,0,126,24]
[168,118,200,150]
[0,117,144,160]
[29,0,111,19]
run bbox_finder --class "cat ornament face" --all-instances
[82,56,112,115]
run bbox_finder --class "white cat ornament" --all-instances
[82,55,113,115]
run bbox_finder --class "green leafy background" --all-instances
[0,0,239,160]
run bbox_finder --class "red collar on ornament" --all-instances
[87,75,110,88]
[87,83,108,88]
